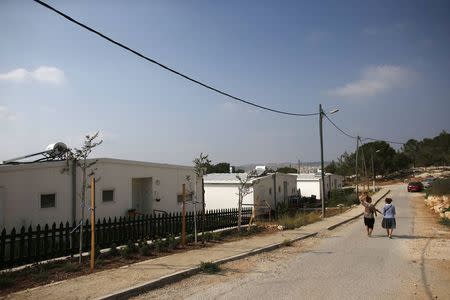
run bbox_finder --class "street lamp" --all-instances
[319,104,339,218]
[371,149,381,192]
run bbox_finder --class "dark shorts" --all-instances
[382,218,396,229]
[364,217,375,229]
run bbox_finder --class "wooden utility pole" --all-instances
[319,104,326,218]
[182,183,186,247]
[355,136,360,197]
[90,176,95,272]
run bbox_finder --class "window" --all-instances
[41,193,56,208]
[102,190,114,202]
[278,186,281,193]
[269,188,272,195]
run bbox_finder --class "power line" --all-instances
[323,114,405,145]
[33,0,319,117]
[323,113,357,139]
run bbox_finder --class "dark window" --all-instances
[103,190,114,202]
[269,188,272,195]
[41,193,56,208]
[278,186,281,193]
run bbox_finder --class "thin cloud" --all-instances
[0,106,16,121]
[328,65,415,98]
[0,66,65,84]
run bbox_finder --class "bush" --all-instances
[109,243,119,256]
[428,179,450,196]
[282,239,293,247]
[200,261,221,274]
[439,218,450,227]
[139,244,152,256]
[328,189,358,207]
[153,239,165,253]
[0,273,15,289]
[62,262,80,273]
[203,232,213,241]
[31,269,50,282]
[277,212,321,230]
[126,240,139,253]
[167,235,179,250]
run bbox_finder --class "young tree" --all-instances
[236,170,257,232]
[193,153,211,243]
[66,132,103,264]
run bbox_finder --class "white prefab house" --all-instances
[295,173,344,200]
[0,158,202,230]
[204,173,298,217]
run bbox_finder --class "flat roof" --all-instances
[0,157,194,172]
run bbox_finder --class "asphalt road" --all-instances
[176,185,438,300]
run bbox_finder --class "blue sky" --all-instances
[1,0,449,165]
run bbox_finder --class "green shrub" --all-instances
[282,239,293,247]
[328,189,358,207]
[428,179,450,196]
[31,269,50,282]
[200,261,221,274]
[120,245,135,259]
[126,241,139,253]
[153,239,165,253]
[211,231,223,241]
[62,262,80,273]
[439,218,450,227]
[203,232,213,241]
[95,258,106,267]
[276,201,290,216]
[139,244,152,256]
[278,212,321,230]
[167,235,179,250]
[109,243,119,256]
[0,273,15,289]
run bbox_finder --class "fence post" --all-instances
[58,222,64,257]
[182,183,186,247]
[19,226,25,264]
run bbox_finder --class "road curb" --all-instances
[327,189,391,230]
[97,232,318,300]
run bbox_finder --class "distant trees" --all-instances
[276,166,298,174]
[327,131,450,176]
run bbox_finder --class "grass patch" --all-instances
[200,261,221,274]
[0,274,15,289]
[277,212,321,230]
[62,262,80,273]
[139,244,152,256]
[439,218,450,227]
[281,239,293,247]
[31,269,50,282]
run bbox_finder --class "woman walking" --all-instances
[360,193,382,237]
[382,198,396,238]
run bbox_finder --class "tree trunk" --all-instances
[237,190,242,232]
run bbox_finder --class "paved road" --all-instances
[172,185,441,300]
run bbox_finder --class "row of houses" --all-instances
[0,157,342,230]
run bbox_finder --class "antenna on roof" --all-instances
[3,142,70,164]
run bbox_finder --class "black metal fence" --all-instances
[0,208,252,269]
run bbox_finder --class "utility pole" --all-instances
[319,104,326,218]
[89,176,95,272]
[355,136,359,198]
[371,152,375,192]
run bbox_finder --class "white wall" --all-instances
[0,159,201,230]
[204,184,253,210]
[297,180,321,199]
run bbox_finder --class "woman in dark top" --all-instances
[360,193,382,237]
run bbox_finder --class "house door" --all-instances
[132,178,153,214]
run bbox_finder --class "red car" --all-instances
[407,181,424,192]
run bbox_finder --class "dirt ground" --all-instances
[407,193,450,299]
